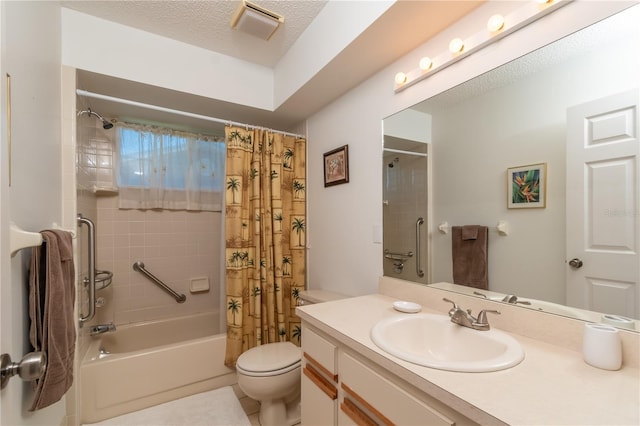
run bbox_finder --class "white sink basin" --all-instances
[370,313,524,372]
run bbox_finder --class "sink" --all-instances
[370,313,524,372]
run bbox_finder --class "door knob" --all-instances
[569,258,583,269]
[1,351,47,389]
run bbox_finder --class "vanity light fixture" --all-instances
[394,0,568,92]
[448,38,465,54]
[419,57,433,71]
[231,0,284,41]
[487,14,505,33]
[394,72,408,85]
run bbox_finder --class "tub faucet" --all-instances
[90,322,116,336]
[443,298,500,331]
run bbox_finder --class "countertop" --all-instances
[297,293,640,426]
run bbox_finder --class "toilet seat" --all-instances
[236,342,301,377]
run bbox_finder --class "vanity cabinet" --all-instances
[301,323,478,426]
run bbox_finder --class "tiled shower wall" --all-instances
[382,153,428,283]
[95,195,222,327]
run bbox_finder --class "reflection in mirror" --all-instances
[382,5,640,331]
[382,136,429,284]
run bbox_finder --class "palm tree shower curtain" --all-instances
[224,126,306,367]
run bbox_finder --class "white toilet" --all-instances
[236,290,346,426]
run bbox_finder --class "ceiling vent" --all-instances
[231,1,284,41]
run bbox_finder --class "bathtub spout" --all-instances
[90,323,116,336]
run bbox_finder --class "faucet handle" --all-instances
[475,309,500,326]
[442,297,458,308]
[442,298,460,316]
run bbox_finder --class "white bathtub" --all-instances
[80,312,235,424]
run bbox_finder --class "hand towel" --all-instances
[28,230,76,411]
[451,225,488,290]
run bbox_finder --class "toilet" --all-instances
[236,290,346,426]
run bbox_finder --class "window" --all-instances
[116,123,225,211]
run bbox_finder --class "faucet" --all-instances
[443,298,500,331]
[501,294,531,305]
[90,322,116,336]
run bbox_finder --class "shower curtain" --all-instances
[224,126,306,367]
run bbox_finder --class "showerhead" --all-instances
[388,157,399,168]
[78,108,114,130]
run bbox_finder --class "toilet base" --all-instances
[258,396,300,426]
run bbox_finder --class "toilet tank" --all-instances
[298,289,348,305]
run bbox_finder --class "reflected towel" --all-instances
[28,230,75,411]
[452,225,488,290]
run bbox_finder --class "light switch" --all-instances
[372,224,382,244]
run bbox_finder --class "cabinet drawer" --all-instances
[339,352,454,426]
[302,326,337,376]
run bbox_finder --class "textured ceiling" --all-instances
[60,0,328,68]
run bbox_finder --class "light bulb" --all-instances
[487,14,505,32]
[394,72,407,85]
[449,38,464,54]
[419,57,433,71]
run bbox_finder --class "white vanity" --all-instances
[297,277,640,425]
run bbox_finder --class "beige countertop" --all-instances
[297,293,640,426]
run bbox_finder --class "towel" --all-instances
[451,225,488,290]
[28,230,76,411]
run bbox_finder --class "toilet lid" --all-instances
[236,342,301,374]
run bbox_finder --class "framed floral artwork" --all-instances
[508,163,546,209]
[323,145,349,187]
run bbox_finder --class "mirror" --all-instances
[383,5,640,331]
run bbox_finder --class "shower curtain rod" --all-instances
[383,147,428,157]
[76,89,305,138]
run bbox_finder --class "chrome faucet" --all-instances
[90,322,116,336]
[443,298,500,331]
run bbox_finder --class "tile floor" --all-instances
[232,384,261,426]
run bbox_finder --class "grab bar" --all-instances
[77,214,96,325]
[133,261,186,303]
[415,217,424,278]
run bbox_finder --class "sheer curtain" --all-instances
[116,122,225,211]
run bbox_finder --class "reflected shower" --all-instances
[388,157,399,168]
[77,108,114,129]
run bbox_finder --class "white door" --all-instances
[566,89,640,318]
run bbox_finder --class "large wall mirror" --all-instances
[382,5,639,331]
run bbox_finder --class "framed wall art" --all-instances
[507,163,546,209]
[323,145,349,187]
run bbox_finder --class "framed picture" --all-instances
[507,163,547,209]
[323,145,349,187]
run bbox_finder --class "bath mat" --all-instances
[85,386,251,426]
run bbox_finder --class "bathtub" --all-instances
[80,312,235,424]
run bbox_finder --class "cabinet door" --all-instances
[302,363,338,425]
[302,325,339,425]
[339,352,455,426]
